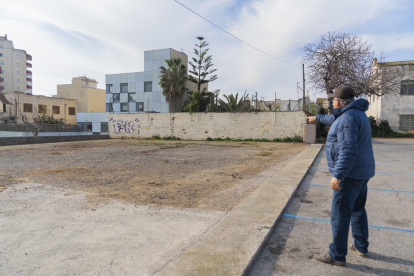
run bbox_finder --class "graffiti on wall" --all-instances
[109,118,140,134]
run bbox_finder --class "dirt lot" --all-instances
[0,140,306,211]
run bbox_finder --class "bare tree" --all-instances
[20,107,57,136]
[265,102,274,111]
[303,32,404,98]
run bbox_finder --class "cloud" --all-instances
[0,0,411,100]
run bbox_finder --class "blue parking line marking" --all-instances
[310,167,414,176]
[283,214,414,233]
[302,182,414,194]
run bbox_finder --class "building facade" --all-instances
[105,48,206,113]
[0,92,77,124]
[76,112,109,133]
[0,35,32,94]
[366,59,414,133]
[56,76,106,112]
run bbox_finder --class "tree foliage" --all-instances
[303,32,404,98]
[218,91,249,112]
[188,36,218,93]
[159,58,188,112]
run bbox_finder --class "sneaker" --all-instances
[313,253,346,266]
[348,244,368,258]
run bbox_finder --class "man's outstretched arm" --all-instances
[307,114,336,126]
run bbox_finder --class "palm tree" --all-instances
[218,91,249,112]
[159,58,188,112]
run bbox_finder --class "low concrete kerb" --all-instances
[154,144,323,276]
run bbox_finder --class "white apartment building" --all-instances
[0,35,32,94]
[105,48,206,113]
[366,59,414,133]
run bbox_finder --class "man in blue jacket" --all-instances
[307,86,375,266]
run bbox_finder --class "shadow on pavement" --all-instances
[347,263,414,276]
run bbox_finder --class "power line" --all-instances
[173,0,299,65]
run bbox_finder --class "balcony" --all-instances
[27,70,32,76]
[27,77,32,82]
[27,85,32,89]
[26,54,32,61]
[26,62,32,68]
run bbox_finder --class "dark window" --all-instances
[101,122,108,132]
[400,115,414,129]
[121,83,128,93]
[144,81,152,92]
[0,53,3,57]
[137,102,144,112]
[113,93,120,103]
[52,106,60,114]
[106,103,112,112]
[69,107,75,115]
[3,103,6,113]
[86,123,92,131]
[38,104,47,114]
[78,123,84,132]
[23,103,33,113]
[106,84,113,93]
[128,93,135,102]
[401,81,414,95]
[121,103,128,112]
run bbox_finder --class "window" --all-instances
[23,103,33,113]
[0,53,3,57]
[1,69,4,74]
[17,63,20,67]
[106,84,113,93]
[0,61,3,65]
[120,83,128,93]
[17,87,20,91]
[144,81,152,92]
[53,106,60,114]
[38,104,47,114]
[16,54,20,59]
[137,102,144,112]
[400,115,414,129]
[113,93,120,103]
[121,103,128,112]
[101,122,108,132]
[17,79,20,83]
[128,93,134,102]
[401,81,414,95]
[3,103,6,113]
[86,123,92,131]
[69,107,76,115]
[106,103,112,112]
[17,71,19,75]
[0,44,3,48]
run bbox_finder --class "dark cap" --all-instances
[332,86,355,99]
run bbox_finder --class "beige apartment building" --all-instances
[366,59,414,133]
[0,91,77,124]
[56,76,105,112]
[0,34,32,94]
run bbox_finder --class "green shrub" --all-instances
[215,137,224,141]
[369,116,414,138]
[272,138,282,142]
[243,138,253,142]
[291,135,303,143]
[282,137,293,142]
[206,137,213,141]
[153,135,161,140]
[225,137,231,141]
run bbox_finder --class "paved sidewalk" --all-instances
[249,139,414,276]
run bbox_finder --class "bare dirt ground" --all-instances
[0,140,306,211]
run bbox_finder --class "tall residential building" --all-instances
[55,76,106,112]
[105,48,207,113]
[0,35,32,94]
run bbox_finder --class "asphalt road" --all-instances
[248,139,414,276]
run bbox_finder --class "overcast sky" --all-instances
[1,0,413,101]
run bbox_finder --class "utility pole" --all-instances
[302,64,306,112]
[255,92,258,110]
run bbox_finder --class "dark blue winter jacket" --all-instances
[316,99,375,180]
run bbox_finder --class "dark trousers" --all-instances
[328,177,370,262]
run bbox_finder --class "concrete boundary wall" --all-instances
[109,112,306,140]
[0,135,108,147]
